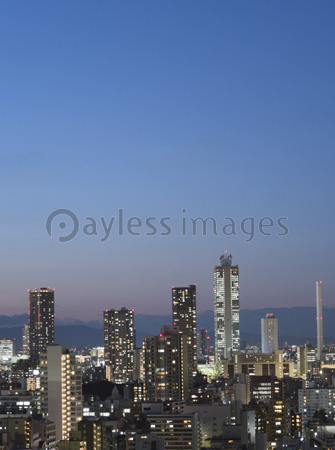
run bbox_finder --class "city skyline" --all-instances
[0,1,334,448]
[1,272,331,323]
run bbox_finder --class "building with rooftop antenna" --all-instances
[214,253,240,360]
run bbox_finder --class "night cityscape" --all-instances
[0,1,334,449]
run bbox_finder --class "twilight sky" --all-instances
[0,1,334,321]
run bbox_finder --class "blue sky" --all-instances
[0,1,334,321]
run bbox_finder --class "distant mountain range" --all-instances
[1,307,334,349]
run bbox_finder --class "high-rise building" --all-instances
[197,328,209,360]
[172,285,197,374]
[104,307,135,383]
[143,325,190,402]
[316,281,324,361]
[28,288,55,361]
[40,345,83,441]
[22,324,29,355]
[261,313,278,354]
[214,253,240,360]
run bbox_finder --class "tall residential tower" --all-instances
[214,253,240,360]
[28,288,55,361]
[172,284,197,374]
[104,307,135,382]
[40,345,82,441]
[143,325,190,402]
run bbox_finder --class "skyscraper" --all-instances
[143,325,190,402]
[22,324,29,355]
[261,313,278,354]
[40,345,83,441]
[28,288,55,361]
[197,328,209,360]
[104,307,135,383]
[316,281,324,361]
[172,284,197,374]
[214,253,240,360]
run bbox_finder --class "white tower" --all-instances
[214,253,240,360]
[316,281,324,361]
[261,313,278,354]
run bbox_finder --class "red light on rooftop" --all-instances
[159,333,163,337]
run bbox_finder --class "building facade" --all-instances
[214,253,240,360]
[28,288,55,361]
[0,339,15,362]
[146,413,201,450]
[261,313,278,354]
[172,285,197,374]
[143,325,190,402]
[104,307,135,383]
[40,345,83,441]
[299,388,335,423]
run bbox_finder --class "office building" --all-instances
[0,416,32,448]
[250,376,273,402]
[261,313,278,354]
[172,284,197,374]
[316,281,324,361]
[297,344,317,377]
[143,325,190,402]
[103,307,135,383]
[299,388,335,423]
[28,287,55,361]
[231,350,294,378]
[40,345,83,441]
[134,433,165,450]
[184,403,241,447]
[77,419,107,450]
[214,253,240,360]
[32,418,57,449]
[0,339,15,362]
[146,413,201,450]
